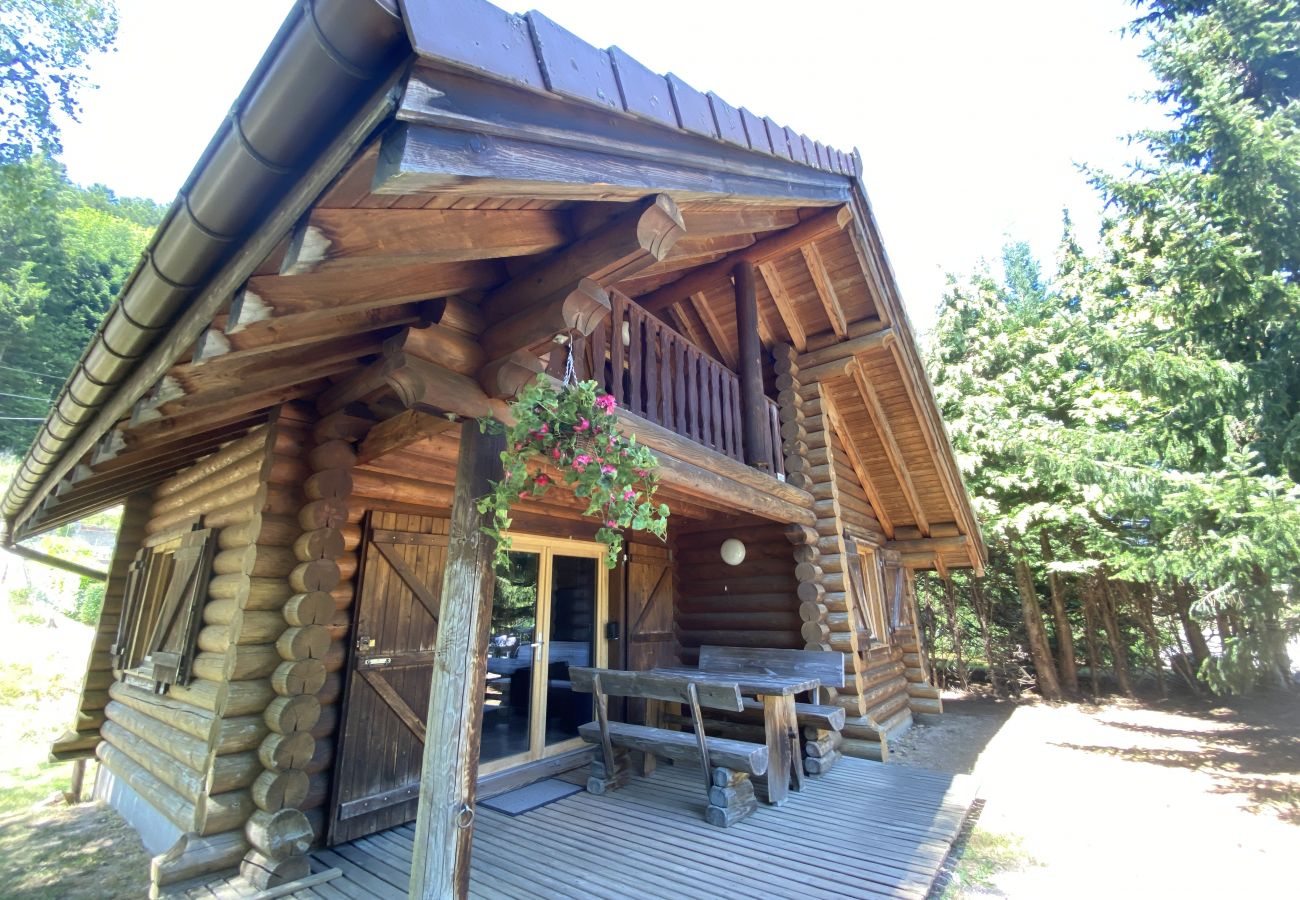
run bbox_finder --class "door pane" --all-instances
[481,551,539,763]
[544,554,597,746]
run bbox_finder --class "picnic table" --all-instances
[642,665,818,806]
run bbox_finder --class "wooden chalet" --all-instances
[3,0,986,896]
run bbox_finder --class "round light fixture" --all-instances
[720,538,746,566]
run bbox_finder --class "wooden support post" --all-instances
[734,261,770,470]
[409,426,503,900]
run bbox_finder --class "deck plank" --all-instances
[197,756,974,899]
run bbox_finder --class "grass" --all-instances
[938,825,1038,898]
[0,594,151,898]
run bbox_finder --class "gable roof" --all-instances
[0,0,984,571]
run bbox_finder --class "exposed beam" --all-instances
[796,326,895,369]
[886,535,969,554]
[819,387,894,539]
[480,194,684,323]
[480,279,610,360]
[377,118,852,206]
[622,233,755,282]
[5,543,108,581]
[757,260,806,352]
[198,304,418,366]
[280,207,572,277]
[678,207,799,238]
[637,205,852,315]
[801,243,847,338]
[230,260,502,333]
[357,410,457,465]
[848,361,930,536]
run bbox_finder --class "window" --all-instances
[844,537,888,646]
[111,526,216,693]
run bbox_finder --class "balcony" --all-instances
[559,292,785,479]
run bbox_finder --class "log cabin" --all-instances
[2,0,987,895]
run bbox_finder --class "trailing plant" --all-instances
[478,376,669,571]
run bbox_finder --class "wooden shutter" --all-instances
[842,537,878,644]
[110,550,149,673]
[145,528,216,689]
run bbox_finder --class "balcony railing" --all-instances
[559,293,784,479]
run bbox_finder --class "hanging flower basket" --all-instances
[477,376,669,571]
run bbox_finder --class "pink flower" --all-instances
[575,417,590,432]
[636,469,649,478]
[535,474,550,486]
[623,488,636,501]
[552,448,562,460]
[606,520,617,528]
[539,423,549,435]
[572,453,592,471]
[518,490,529,500]
[595,394,616,413]
[600,465,616,475]
[607,437,616,449]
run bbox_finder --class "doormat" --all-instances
[479,778,583,816]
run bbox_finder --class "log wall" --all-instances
[93,417,322,895]
[674,521,802,665]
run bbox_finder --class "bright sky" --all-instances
[57,0,1164,334]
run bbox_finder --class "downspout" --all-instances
[1,0,408,537]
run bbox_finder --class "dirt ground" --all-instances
[0,793,150,899]
[897,690,1300,899]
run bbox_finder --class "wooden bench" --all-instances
[569,667,768,827]
[698,646,847,775]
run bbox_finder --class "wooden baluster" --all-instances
[731,378,744,462]
[674,338,688,436]
[697,355,712,449]
[644,318,660,424]
[659,329,673,432]
[717,361,728,452]
[611,295,626,407]
[590,318,608,393]
[685,346,699,442]
[572,334,589,381]
[628,307,643,416]
[721,374,736,458]
[764,397,774,473]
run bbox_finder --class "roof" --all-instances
[0,0,985,571]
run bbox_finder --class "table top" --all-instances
[645,666,818,696]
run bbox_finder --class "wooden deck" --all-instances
[185,757,976,899]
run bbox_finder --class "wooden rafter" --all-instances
[848,361,930,536]
[801,243,847,338]
[819,389,894,539]
[686,292,738,369]
[887,341,979,569]
[757,260,806,351]
[228,259,503,334]
[637,205,852,315]
[279,207,572,276]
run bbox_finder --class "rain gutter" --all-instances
[1,0,409,539]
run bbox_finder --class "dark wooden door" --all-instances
[328,514,448,845]
[624,541,676,672]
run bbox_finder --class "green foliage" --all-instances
[921,0,1300,696]
[0,155,164,453]
[0,0,118,163]
[479,377,669,570]
[71,576,103,626]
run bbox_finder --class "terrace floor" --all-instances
[188,756,977,899]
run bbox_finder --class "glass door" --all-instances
[479,537,606,774]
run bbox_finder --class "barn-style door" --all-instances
[328,515,448,845]
[624,542,676,672]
